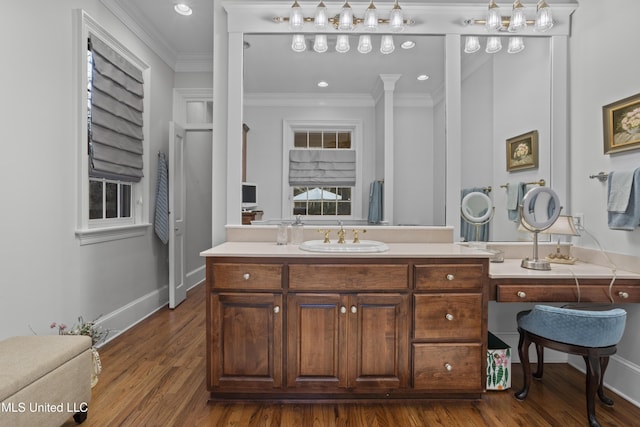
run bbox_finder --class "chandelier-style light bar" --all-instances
[274,0,413,32]
[464,35,526,54]
[463,0,554,33]
[292,34,398,54]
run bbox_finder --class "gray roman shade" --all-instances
[289,149,356,186]
[89,35,144,182]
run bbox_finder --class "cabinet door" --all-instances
[210,293,283,390]
[348,293,409,389]
[287,293,348,390]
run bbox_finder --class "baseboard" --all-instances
[186,264,205,290]
[94,285,169,347]
[568,354,640,408]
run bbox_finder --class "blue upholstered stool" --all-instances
[514,305,627,427]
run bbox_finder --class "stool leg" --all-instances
[584,354,602,427]
[597,356,614,407]
[533,343,544,379]
[515,329,532,400]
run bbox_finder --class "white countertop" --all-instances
[200,242,490,259]
[489,259,640,280]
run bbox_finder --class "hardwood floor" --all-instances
[62,284,640,427]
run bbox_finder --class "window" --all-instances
[289,130,355,217]
[74,11,150,244]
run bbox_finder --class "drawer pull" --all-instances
[618,291,629,299]
[446,274,455,281]
[351,305,358,314]
[444,363,453,371]
[445,313,454,321]
[517,291,527,299]
[243,273,250,280]
[273,305,280,314]
[340,306,347,314]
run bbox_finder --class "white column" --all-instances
[380,74,400,225]
[226,32,244,226]
[445,35,462,240]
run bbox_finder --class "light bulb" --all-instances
[507,36,525,54]
[357,35,373,54]
[336,34,350,53]
[313,34,328,53]
[464,36,481,54]
[289,1,304,31]
[389,1,404,33]
[535,0,554,32]
[485,0,501,32]
[363,1,378,32]
[314,1,328,31]
[291,34,306,52]
[338,1,354,31]
[485,36,502,53]
[380,35,395,54]
[508,0,527,32]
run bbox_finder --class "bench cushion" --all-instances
[0,335,92,401]
[518,305,627,348]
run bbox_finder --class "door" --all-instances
[169,122,187,308]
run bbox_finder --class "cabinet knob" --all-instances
[618,291,629,299]
[273,305,280,314]
[243,273,250,280]
[445,313,454,321]
[351,305,357,314]
[444,363,453,372]
[340,306,347,314]
[517,291,527,299]
[446,274,455,281]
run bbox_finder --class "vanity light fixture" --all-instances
[173,3,192,16]
[464,0,554,33]
[291,34,400,55]
[274,1,413,32]
[463,35,525,54]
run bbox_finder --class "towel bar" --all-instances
[500,179,545,189]
[589,172,609,182]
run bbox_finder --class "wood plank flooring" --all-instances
[62,284,640,427]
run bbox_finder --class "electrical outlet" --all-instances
[573,213,584,230]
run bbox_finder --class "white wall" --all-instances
[568,0,640,403]
[0,1,174,341]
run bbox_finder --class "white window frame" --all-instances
[282,119,363,220]
[73,10,151,245]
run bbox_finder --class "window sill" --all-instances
[75,223,151,245]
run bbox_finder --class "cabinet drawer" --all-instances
[212,263,282,290]
[496,284,640,303]
[415,264,483,290]
[413,343,483,390]
[289,264,408,290]
[414,294,482,340]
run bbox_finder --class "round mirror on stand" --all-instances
[519,186,562,270]
[461,191,494,247]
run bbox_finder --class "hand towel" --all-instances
[507,182,526,222]
[608,168,640,231]
[607,170,634,212]
[154,152,170,244]
[368,180,383,224]
[506,182,520,210]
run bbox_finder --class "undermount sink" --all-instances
[299,240,390,253]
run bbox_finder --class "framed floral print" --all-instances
[603,92,640,154]
[506,130,538,172]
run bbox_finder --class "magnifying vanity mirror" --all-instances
[519,186,562,270]
[461,191,494,245]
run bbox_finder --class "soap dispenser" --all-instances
[291,215,304,245]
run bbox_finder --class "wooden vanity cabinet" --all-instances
[205,256,488,401]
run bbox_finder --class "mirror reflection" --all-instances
[242,34,445,226]
[461,36,552,241]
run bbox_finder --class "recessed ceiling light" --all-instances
[417,74,429,81]
[317,81,329,88]
[401,40,416,49]
[174,3,193,16]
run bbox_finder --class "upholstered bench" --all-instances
[0,335,92,426]
[514,305,627,427]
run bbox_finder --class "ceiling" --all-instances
[101,0,500,96]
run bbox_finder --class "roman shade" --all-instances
[289,149,356,186]
[89,35,144,182]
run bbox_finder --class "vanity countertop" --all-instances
[200,241,489,259]
[489,259,640,280]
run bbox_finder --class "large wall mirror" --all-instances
[243,33,446,226]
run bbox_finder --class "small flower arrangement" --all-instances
[50,316,110,347]
[620,107,640,132]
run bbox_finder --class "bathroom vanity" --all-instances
[202,242,490,402]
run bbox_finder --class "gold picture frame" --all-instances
[506,130,538,172]
[603,92,640,154]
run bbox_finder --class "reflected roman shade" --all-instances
[89,35,144,182]
[289,149,356,186]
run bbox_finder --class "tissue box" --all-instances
[487,332,511,390]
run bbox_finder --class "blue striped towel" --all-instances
[154,152,169,244]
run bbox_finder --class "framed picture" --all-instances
[603,92,640,154]
[506,130,538,172]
